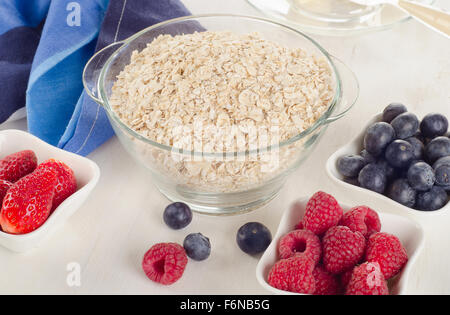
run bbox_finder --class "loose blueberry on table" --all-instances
[337,103,450,211]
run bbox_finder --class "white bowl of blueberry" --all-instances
[326,103,450,215]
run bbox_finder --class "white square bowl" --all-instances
[256,198,425,295]
[0,129,100,253]
[326,113,450,218]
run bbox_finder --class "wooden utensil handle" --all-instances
[398,0,450,38]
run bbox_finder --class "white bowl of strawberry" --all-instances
[0,130,100,252]
[256,192,425,295]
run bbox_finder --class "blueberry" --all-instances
[337,155,365,178]
[416,186,448,211]
[343,177,359,186]
[385,140,415,168]
[420,113,448,138]
[236,222,272,255]
[407,161,435,192]
[382,103,407,123]
[375,159,397,181]
[405,137,424,160]
[390,112,419,139]
[425,136,450,163]
[163,202,192,229]
[364,122,396,156]
[183,233,211,261]
[387,178,416,208]
[433,156,450,170]
[358,163,387,194]
[435,164,450,191]
[361,149,377,165]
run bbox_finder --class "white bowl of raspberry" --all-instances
[0,130,100,253]
[256,193,425,295]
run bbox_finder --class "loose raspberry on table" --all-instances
[366,232,408,279]
[278,229,321,264]
[323,226,366,274]
[303,191,343,235]
[267,256,315,294]
[346,262,389,295]
[313,265,340,295]
[339,206,381,238]
[142,243,188,285]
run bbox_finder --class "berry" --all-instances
[340,268,354,290]
[420,113,448,138]
[435,164,450,191]
[236,222,272,255]
[37,159,77,211]
[434,156,450,170]
[375,159,396,181]
[322,226,366,274]
[303,191,343,235]
[0,150,37,183]
[382,103,407,123]
[183,233,211,261]
[415,186,448,211]
[337,155,365,178]
[425,136,450,163]
[405,137,424,161]
[0,168,57,234]
[278,229,321,263]
[358,164,387,194]
[360,149,377,165]
[313,265,340,295]
[363,122,396,156]
[345,262,389,295]
[386,178,416,208]
[267,256,315,294]
[366,232,408,279]
[142,243,188,285]
[0,180,13,205]
[390,112,419,139]
[407,161,435,192]
[343,177,359,186]
[163,202,192,229]
[385,140,414,168]
[339,206,381,238]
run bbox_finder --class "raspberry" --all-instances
[339,206,381,238]
[267,256,315,294]
[303,191,343,235]
[346,262,389,295]
[365,232,408,279]
[142,243,188,285]
[278,229,321,264]
[313,265,340,295]
[339,268,354,291]
[323,226,366,274]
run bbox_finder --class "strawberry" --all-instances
[0,168,57,234]
[0,150,37,182]
[37,159,77,211]
[0,180,13,205]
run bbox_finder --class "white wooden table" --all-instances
[0,0,449,294]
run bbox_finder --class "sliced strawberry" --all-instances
[0,180,13,205]
[0,168,57,234]
[0,150,37,182]
[37,159,77,211]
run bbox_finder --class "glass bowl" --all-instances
[247,0,436,36]
[83,14,359,215]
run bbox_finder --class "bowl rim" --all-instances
[255,197,426,295]
[325,113,450,216]
[0,129,101,240]
[95,14,358,157]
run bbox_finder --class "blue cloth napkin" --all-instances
[0,0,192,156]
